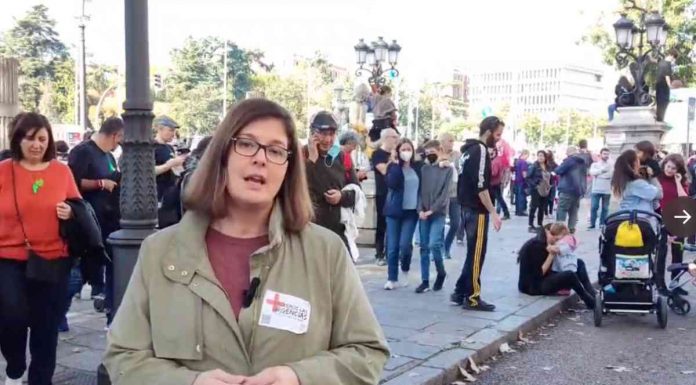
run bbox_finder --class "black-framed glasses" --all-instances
[231,137,292,165]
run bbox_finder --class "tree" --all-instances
[48,57,76,123]
[581,0,696,86]
[164,36,267,135]
[253,73,307,134]
[86,64,119,125]
[251,53,339,137]
[0,4,69,111]
[521,110,599,149]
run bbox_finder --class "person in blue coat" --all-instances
[383,138,422,290]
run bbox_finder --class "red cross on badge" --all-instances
[266,293,285,312]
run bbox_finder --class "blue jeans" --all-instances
[61,264,84,327]
[590,193,611,227]
[386,211,419,282]
[419,213,446,283]
[514,184,528,214]
[444,198,461,256]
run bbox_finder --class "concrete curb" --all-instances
[414,292,585,385]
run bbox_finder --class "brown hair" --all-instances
[635,140,655,159]
[9,112,56,162]
[611,149,639,197]
[661,153,689,182]
[183,98,313,233]
[548,222,569,236]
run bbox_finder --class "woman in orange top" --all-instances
[0,112,81,385]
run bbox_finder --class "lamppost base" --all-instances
[601,106,667,157]
[96,227,157,385]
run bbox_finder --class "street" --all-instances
[477,294,696,385]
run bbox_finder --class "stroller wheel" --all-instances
[668,296,691,315]
[656,296,668,329]
[593,292,603,327]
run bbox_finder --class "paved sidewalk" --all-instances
[362,203,599,385]
[1,203,600,385]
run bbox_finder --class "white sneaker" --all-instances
[5,376,23,385]
[384,281,397,290]
[401,271,410,287]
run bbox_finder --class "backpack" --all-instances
[536,171,551,197]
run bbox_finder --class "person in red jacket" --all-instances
[490,147,510,219]
[0,112,81,385]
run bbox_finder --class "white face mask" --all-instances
[399,151,413,162]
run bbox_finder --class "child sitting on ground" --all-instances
[546,222,578,273]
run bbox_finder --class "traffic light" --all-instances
[153,73,162,89]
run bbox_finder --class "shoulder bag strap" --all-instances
[10,162,31,249]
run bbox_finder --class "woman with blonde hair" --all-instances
[104,99,388,385]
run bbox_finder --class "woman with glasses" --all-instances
[104,99,388,385]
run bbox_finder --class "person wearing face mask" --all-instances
[452,116,505,312]
[371,128,400,265]
[304,111,359,253]
[383,138,422,290]
[414,140,453,294]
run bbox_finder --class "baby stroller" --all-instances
[595,210,668,328]
[666,262,695,315]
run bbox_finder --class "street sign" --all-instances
[688,97,695,121]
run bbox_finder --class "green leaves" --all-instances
[164,36,266,135]
[0,5,69,112]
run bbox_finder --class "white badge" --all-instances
[259,290,311,334]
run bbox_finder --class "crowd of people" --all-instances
[2,97,696,385]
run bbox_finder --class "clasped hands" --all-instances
[194,366,299,385]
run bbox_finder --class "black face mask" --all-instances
[426,153,438,164]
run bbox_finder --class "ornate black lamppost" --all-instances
[354,37,401,86]
[97,0,157,383]
[613,3,669,106]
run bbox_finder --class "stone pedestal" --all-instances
[0,58,20,150]
[601,106,667,157]
[356,172,376,247]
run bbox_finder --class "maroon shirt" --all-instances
[658,175,688,210]
[205,228,269,319]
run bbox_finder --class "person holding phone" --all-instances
[153,115,188,201]
[303,111,359,253]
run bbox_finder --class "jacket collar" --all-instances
[162,200,285,286]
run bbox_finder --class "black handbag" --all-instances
[11,163,71,283]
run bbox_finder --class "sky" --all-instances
[0,0,622,86]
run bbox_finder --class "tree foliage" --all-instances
[521,110,600,149]
[581,0,696,85]
[164,36,267,135]
[0,4,69,112]
[251,52,339,138]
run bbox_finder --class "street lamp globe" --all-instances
[658,24,669,47]
[613,14,635,49]
[354,39,369,65]
[374,37,389,63]
[366,48,376,66]
[388,40,402,66]
[645,11,666,46]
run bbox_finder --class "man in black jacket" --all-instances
[304,112,359,253]
[451,116,504,311]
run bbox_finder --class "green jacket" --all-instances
[104,204,389,385]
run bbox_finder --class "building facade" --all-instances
[467,64,605,120]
